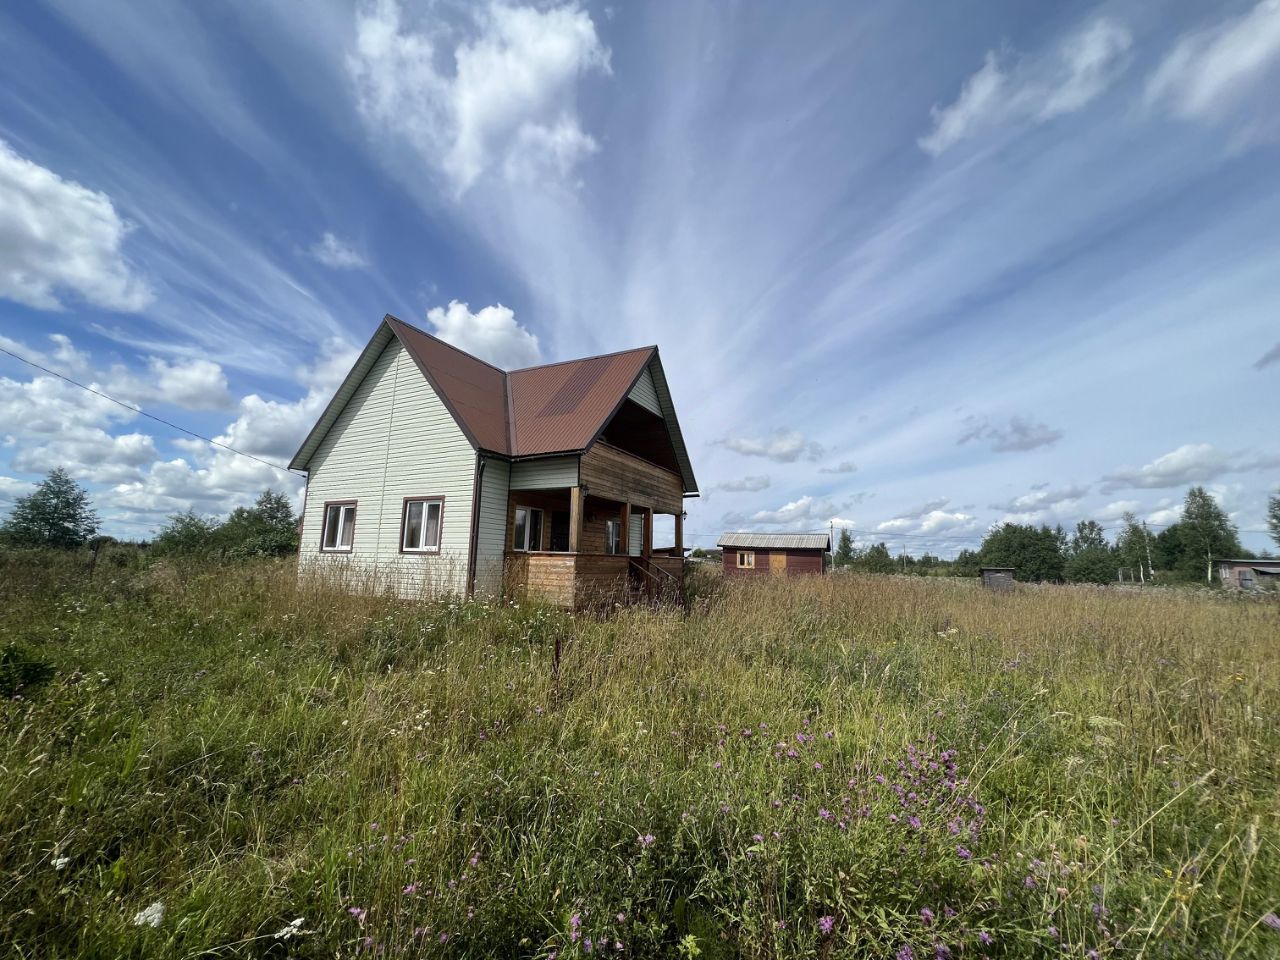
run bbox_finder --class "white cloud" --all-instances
[108,357,233,411]
[13,429,158,484]
[348,0,611,194]
[0,139,152,311]
[0,475,32,505]
[307,231,368,269]
[746,495,841,528]
[426,299,541,369]
[1095,499,1143,522]
[876,498,978,535]
[920,17,1131,155]
[818,460,857,475]
[1146,0,1280,121]
[989,483,1089,513]
[713,475,771,493]
[718,429,825,463]
[958,415,1062,452]
[1102,443,1280,493]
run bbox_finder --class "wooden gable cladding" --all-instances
[580,443,683,515]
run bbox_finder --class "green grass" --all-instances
[1,551,1278,958]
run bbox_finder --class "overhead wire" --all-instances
[0,344,303,478]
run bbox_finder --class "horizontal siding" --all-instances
[627,364,661,415]
[298,339,475,597]
[473,456,510,596]
[510,455,578,490]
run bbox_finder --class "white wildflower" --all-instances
[132,901,165,927]
[51,856,70,871]
[274,917,310,939]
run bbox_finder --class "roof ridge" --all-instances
[507,344,657,375]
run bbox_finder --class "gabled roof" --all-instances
[290,315,698,493]
[718,532,831,550]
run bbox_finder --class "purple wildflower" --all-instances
[348,907,367,922]
[639,833,655,848]
[978,931,993,946]
[957,846,972,861]
[818,915,835,935]
[920,907,935,926]
[1264,913,1280,931]
[896,946,915,960]
[402,883,418,895]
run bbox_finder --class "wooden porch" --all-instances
[502,442,687,609]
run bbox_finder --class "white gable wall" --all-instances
[298,339,476,597]
[627,364,661,415]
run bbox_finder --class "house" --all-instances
[289,315,698,608]
[717,533,830,576]
[1214,558,1280,590]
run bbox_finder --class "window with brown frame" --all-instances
[321,501,357,552]
[513,506,543,552]
[401,497,444,553]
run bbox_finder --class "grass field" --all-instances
[2,553,1278,958]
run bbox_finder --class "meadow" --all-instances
[1,552,1277,959]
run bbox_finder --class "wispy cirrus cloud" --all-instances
[818,460,857,475]
[713,475,771,493]
[307,232,368,270]
[1145,0,1280,122]
[718,429,825,463]
[957,415,1062,453]
[920,17,1132,155]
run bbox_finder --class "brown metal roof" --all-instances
[387,316,662,457]
[507,346,654,456]
[294,315,696,492]
[386,316,510,452]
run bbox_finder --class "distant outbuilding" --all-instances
[717,532,830,577]
[980,566,1015,590]
[1215,558,1280,590]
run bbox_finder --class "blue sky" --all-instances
[0,0,1277,555]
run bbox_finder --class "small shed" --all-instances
[1215,559,1280,590]
[717,532,830,577]
[980,566,1015,590]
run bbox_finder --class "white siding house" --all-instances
[289,314,699,605]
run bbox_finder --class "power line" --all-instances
[0,344,302,478]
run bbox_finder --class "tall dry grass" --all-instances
[1,553,1277,958]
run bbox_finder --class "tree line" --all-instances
[0,468,299,558]
[830,485,1279,585]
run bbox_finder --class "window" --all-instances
[321,501,356,552]
[513,506,544,552]
[736,550,755,568]
[605,519,622,555]
[401,497,443,553]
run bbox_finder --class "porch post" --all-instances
[643,508,653,558]
[569,486,583,553]
[674,510,684,555]
[620,501,631,556]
